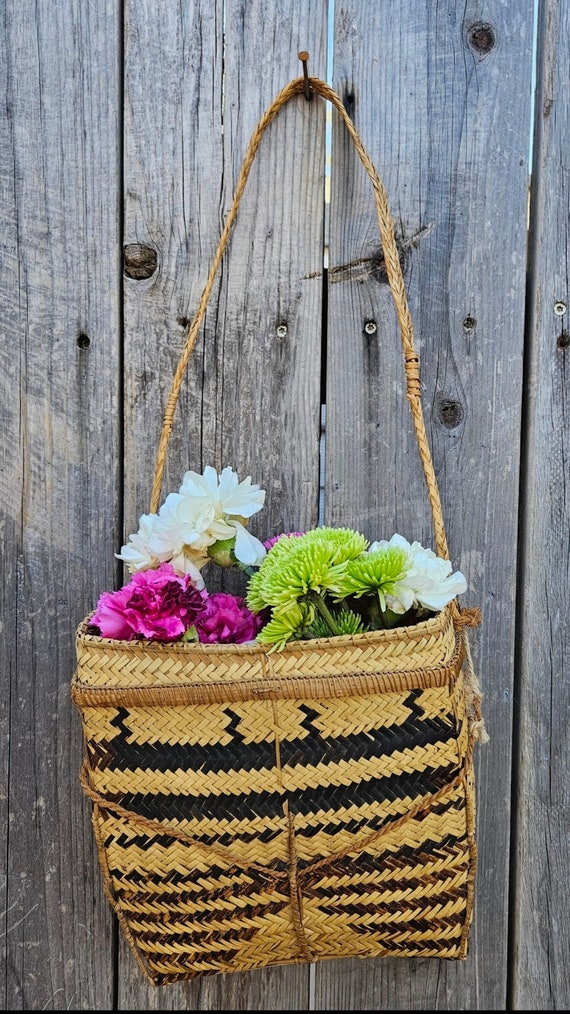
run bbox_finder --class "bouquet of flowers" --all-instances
[88,465,467,651]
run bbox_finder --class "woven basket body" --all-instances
[72,603,477,985]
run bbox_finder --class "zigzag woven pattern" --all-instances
[74,618,477,985]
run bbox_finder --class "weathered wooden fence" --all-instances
[2,0,569,1009]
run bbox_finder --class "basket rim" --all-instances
[75,600,457,656]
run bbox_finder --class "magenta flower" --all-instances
[91,563,204,642]
[264,531,304,551]
[194,592,265,644]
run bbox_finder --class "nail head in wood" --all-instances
[298,51,313,101]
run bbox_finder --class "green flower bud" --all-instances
[207,537,236,568]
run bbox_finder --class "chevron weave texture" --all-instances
[72,604,478,985]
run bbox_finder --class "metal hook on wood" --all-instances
[298,51,313,101]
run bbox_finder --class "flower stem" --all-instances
[309,592,342,636]
[367,593,388,629]
[237,563,256,578]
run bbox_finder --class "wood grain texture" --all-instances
[123,0,327,552]
[4,1,570,1010]
[322,1,534,1009]
[513,0,570,1007]
[0,0,122,1009]
[121,2,225,1002]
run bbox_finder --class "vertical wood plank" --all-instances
[514,0,570,1008]
[120,1,327,1006]
[123,0,224,532]
[204,0,328,552]
[121,3,225,1003]
[0,0,121,1009]
[322,1,534,1009]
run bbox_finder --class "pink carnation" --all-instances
[194,592,264,644]
[263,531,304,551]
[91,563,204,642]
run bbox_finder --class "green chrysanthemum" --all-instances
[298,526,369,563]
[334,546,410,611]
[246,527,372,649]
[246,527,369,614]
[256,602,314,652]
[246,569,271,614]
[305,606,366,639]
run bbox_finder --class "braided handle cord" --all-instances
[149,74,450,561]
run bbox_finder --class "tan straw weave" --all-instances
[72,60,485,986]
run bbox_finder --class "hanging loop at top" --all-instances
[149,72,451,563]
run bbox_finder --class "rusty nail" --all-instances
[298,51,313,101]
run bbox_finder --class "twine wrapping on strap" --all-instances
[461,627,490,744]
[451,606,488,742]
[149,74,451,563]
[453,606,482,630]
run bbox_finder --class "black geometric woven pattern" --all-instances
[78,669,476,984]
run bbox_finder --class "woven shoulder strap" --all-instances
[150,72,450,561]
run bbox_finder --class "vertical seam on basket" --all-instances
[271,698,313,962]
[271,698,285,795]
[261,648,274,681]
[458,628,482,956]
[287,811,314,963]
[450,661,475,959]
[461,760,478,958]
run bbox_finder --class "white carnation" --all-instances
[115,513,174,572]
[116,466,267,576]
[370,532,466,613]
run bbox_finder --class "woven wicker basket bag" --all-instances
[72,66,485,986]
